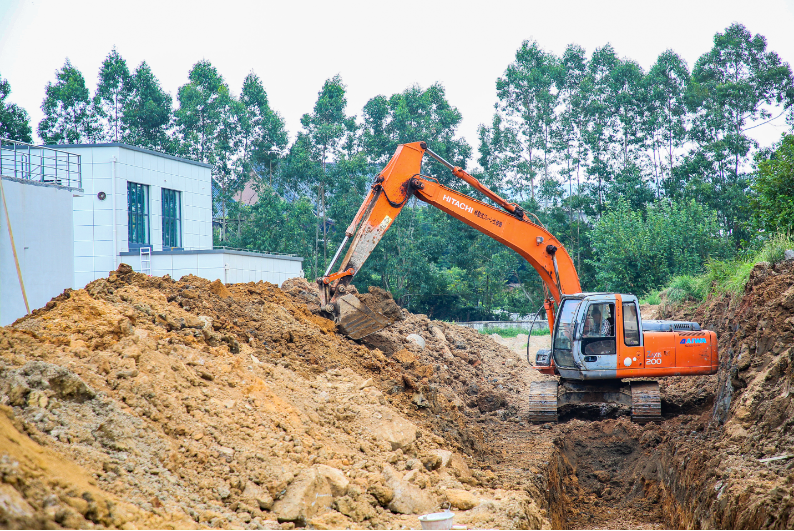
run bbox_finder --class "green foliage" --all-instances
[659,233,794,303]
[640,291,661,305]
[121,62,173,153]
[38,59,98,144]
[752,135,794,234]
[362,83,471,182]
[0,73,32,142]
[224,185,316,259]
[756,232,794,265]
[666,274,708,302]
[93,48,132,142]
[176,60,239,167]
[589,198,726,295]
[238,72,288,180]
[15,23,793,322]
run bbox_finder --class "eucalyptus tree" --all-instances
[688,23,794,242]
[237,72,288,183]
[294,75,357,273]
[552,44,590,270]
[583,44,619,211]
[362,83,470,183]
[689,23,794,179]
[176,60,240,165]
[121,61,174,153]
[495,40,559,201]
[93,48,132,142]
[610,58,646,173]
[477,113,522,191]
[176,60,244,241]
[0,73,32,142]
[38,59,99,144]
[358,83,472,309]
[644,50,689,195]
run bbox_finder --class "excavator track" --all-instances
[527,380,558,423]
[630,381,661,423]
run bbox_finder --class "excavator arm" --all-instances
[318,141,581,338]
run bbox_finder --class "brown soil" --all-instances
[1,260,792,529]
[0,267,546,529]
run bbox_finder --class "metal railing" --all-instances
[0,138,81,189]
[212,245,300,257]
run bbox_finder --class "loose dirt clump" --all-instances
[0,266,547,529]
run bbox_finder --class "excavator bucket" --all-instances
[335,294,396,339]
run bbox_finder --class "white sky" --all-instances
[2,0,794,159]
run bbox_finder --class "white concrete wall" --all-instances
[223,252,304,285]
[119,251,304,287]
[1,177,75,326]
[63,144,212,289]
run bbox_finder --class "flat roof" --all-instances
[42,142,212,169]
[119,248,304,262]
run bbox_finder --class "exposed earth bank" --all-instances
[1,262,792,529]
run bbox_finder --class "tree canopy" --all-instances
[14,23,794,319]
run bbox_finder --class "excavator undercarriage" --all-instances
[527,380,662,424]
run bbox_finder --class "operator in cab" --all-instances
[583,304,613,337]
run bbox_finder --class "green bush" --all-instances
[666,275,708,302]
[588,198,727,295]
[640,291,662,305]
[752,135,794,235]
[756,233,794,266]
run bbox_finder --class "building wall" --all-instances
[0,177,75,326]
[61,144,212,288]
[119,250,304,287]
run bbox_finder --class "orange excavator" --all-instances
[317,142,719,423]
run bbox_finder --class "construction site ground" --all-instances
[1,262,792,529]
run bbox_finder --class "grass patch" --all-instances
[658,232,794,303]
[757,232,794,266]
[640,291,661,305]
[666,274,708,303]
[479,326,550,337]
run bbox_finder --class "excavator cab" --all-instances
[543,294,644,379]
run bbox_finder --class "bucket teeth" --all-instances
[527,380,558,423]
[335,294,394,339]
[630,381,661,423]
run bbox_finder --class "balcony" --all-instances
[0,137,81,189]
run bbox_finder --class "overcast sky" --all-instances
[3,0,794,159]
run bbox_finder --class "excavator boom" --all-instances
[318,141,580,337]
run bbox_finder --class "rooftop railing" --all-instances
[0,137,81,189]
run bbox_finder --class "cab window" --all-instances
[582,302,615,355]
[623,302,641,346]
[553,299,581,367]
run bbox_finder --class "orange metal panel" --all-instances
[614,294,645,370]
[616,330,718,378]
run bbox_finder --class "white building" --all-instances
[1,139,303,325]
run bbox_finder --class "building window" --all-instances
[162,188,181,249]
[127,182,149,248]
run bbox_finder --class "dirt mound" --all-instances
[0,266,547,529]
